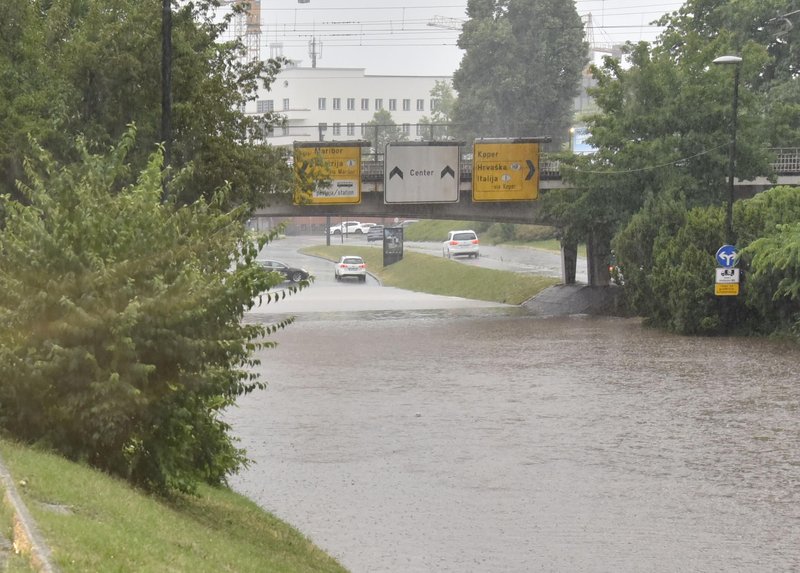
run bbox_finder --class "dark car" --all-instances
[257,259,310,282]
[366,225,385,242]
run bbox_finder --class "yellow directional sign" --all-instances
[715,283,740,296]
[294,143,362,205]
[472,141,540,201]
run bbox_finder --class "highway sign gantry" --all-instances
[472,138,543,202]
[384,142,462,204]
[294,141,366,205]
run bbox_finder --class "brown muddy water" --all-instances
[229,309,800,572]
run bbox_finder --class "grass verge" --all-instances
[301,245,558,305]
[399,220,587,257]
[0,440,347,573]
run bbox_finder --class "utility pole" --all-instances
[309,36,321,68]
[161,0,172,201]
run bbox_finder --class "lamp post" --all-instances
[713,55,742,245]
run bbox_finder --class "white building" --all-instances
[245,65,452,148]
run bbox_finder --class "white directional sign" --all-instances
[715,268,740,284]
[384,142,461,204]
[714,267,740,296]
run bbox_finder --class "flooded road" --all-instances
[229,305,800,572]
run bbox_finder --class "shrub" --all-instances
[0,130,297,494]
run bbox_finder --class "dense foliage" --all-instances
[451,0,587,147]
[418,80,457,141]
[0,131,299,494]
[613,185,800,336]
[0,0,292,211]
[540,0,800,338]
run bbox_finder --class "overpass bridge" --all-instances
[253,148,800,286]
[255,149,800,223]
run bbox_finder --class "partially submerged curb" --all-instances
[0,452,60,572]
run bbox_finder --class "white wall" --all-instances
[246,66,452,146]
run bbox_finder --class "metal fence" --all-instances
[771,148,800,174]
[360,148,800,181]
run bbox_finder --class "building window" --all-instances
[360,123,368,136]
[403,99,411,111]
[283,98,290,110]
[257,99,274,113]
[318,97,326,110]
[375,98,383,111]
[333,98,341,110]
[332,123,341,136]
[431,98,440,112]
[416,99,424,111]
[347,98,355,111]
[347,123,355,136]
[416,124,425,136]
[402,123,410,135]
[389,99,397,111]
[361,98,369,111]
[318,122,328,138]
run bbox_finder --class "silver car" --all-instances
[334,255,367,282]
[442,230,480,258]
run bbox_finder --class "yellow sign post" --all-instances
[294,142,363,205]
[472,139,541,202]
[715,283,740,296]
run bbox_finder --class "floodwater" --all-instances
[229,307,800,573]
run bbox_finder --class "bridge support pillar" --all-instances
[560,240,577,285]
[586,230,611,287]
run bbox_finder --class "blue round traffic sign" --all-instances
[715,244,739,268]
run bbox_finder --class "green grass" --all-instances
[0,440,348,573]
[302,245,558,305]
[402,219,475,242]
[401,220,586,257]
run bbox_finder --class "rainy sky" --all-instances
[234,0,686,75]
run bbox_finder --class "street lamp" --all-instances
[713,55,742,245]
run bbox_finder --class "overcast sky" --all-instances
[233,0,687,75]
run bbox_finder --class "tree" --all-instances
[364,109,408,160]
[419,80,457,140]
[0,0,292,212]
[0,129,300,494]
[540,0,787,292]
[451,0,587,147]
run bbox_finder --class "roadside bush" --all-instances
[615,186,800,338]
[649,206,735,334]
[0,131,297,495]
[736,186,800,335]
[612,193,690,319]
[743,223,800,335]
[511,224,558,242]
[734,186,800,245]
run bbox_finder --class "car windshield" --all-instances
[453,233,476,241]
[342,257,363,264]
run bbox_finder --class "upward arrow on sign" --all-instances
[440,165,455,179]
[389,166,404,180]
